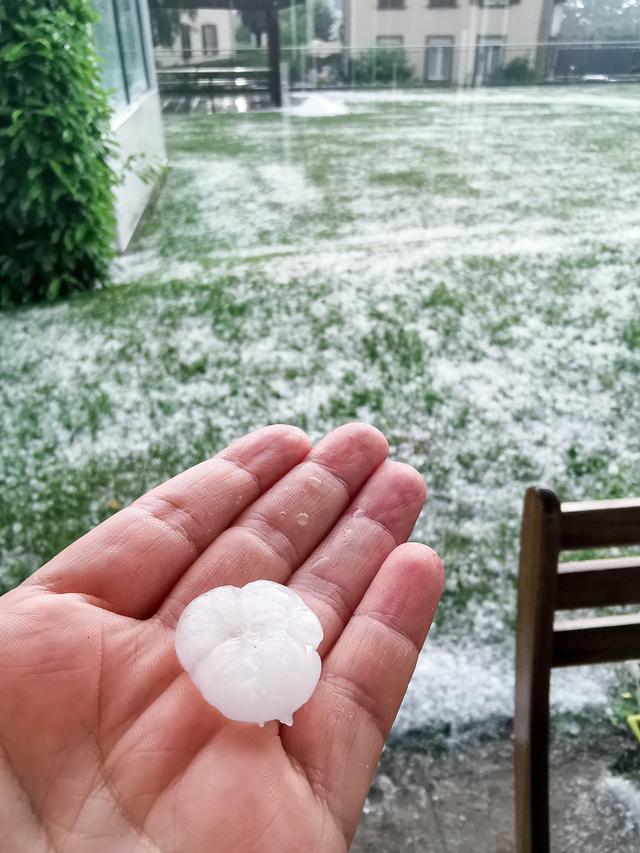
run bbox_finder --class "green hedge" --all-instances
[351,48,415,86]
[0,0,117,306]
[490,57,538,86]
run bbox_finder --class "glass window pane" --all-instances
[426,36,453,82]
[181,23,193,61]
[476,37,504,83]
[202,24,218,56]
[93,0,127,110]
[114,0,150,101]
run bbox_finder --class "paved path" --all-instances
[353,733,640,852]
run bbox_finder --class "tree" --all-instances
[150,2,196,49]
[311,0,334,41]
[238,2,335,49]
[150,1,181,47]
[281,1,335,47]
[239,10,267,47]
[561,0,640,40]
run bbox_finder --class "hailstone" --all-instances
[175,579,323,726]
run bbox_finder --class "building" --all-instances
[93,0,167,251]
[344,0,564,86]
[154,9,237,67]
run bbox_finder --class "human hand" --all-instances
[0,424,443,853]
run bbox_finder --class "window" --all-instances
[93,0,128,110]
[378,0,405,9]
[429,0,456,7]
[114,0,150,100]
[425,36,454,82]
[475,37,505,84]
[181,24,192,61]
[202,24,219,56]
[377,36,404,47]
[93,0,150,110]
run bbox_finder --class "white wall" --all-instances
[112,89,166,252]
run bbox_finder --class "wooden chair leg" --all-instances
[514,488,561,853]
[515,666,551,853]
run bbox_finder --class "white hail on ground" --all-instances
[175,580,323,726]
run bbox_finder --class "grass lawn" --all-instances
[2,87,640,781]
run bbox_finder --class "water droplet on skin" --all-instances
[297,512,309,527]
[258,721,265,728]
[306,476,322,493]
[354,507,365,518]
[343,527,353,539]
[278,509,287,518]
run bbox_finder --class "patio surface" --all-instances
[354,731,640,851]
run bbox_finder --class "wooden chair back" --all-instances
[514,487,640,853]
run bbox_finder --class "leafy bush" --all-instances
[352,48,414,86]
[490,56,537,85]
[0,0,117,305]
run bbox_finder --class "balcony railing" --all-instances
[153,43,640,94]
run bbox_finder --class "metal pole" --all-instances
[266,3,282,107]
[306,0,313,84]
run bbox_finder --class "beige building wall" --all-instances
[155,10,236,67]
[345,0,553,85]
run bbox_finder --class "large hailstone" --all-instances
[175,580,323,726]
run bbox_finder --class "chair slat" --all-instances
[552,613,640,667]
[559,498,640,550]
[555,557,640,609]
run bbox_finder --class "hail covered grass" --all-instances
[2,86,640,752]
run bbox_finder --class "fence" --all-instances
[154,42,640,96]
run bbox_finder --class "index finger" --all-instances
[31,425,311,617]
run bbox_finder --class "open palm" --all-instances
[0,424,443,853]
